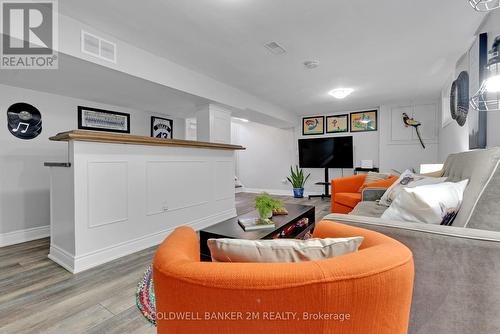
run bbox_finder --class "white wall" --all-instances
[0,83,184,237]
[438,117,469,161]
[438,11,500,160]
[296,112,380,194]
[231,111,380,196]
[232,103,442,197]
[231,121,297,195]
[296,112,380,170]
[379,102,440,172]
[185,118,197,141]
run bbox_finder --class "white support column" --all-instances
[196,104,232,144]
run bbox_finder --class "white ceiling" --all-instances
[58,0,486,115]
[0,53,208,117]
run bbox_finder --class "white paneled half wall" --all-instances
[48,140,237,273]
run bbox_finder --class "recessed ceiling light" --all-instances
[328,88,354,99]
[303,60,319,69]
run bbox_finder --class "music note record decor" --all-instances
[151,116,173,139]
[78,106,130,133]
[7,102,42,140]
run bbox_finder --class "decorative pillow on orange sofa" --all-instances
[208,237,363,263]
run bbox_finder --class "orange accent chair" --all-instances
[331,175,398,214]
[153,221,414,334]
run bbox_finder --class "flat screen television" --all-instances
[298,137,353,168]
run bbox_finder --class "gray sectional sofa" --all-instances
[323,148,500,334]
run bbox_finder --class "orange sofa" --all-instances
[153,221,414,334]
[331,174,398,214]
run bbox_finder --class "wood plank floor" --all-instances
[0,193,331,334]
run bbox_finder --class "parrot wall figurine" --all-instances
[402,113,425,149]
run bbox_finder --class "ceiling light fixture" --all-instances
[469,0,500,11]
[303,60,319,69]
[232,117,249,123]
[328,88,354,99]
[470,36,500,112]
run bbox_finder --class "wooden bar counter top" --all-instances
[50,130,245,151]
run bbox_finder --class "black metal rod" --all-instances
[44,162,71,167]
[324,167,330,196]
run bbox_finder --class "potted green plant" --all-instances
[287,165,310,198]
[255,193,282,221]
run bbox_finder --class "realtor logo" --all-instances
[1,0,58,69]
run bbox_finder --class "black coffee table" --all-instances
[199,204,315,261]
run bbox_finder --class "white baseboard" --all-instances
[49,209,237,274]
[242,188,322,197]
[0,225,49,247]
[48,245,75,272]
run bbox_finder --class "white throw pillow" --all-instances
[378,169,447,206]
[381,180,469,225]
[208,237,363,263]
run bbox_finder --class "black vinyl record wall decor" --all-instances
[7,103,42,139]
[450,71,469,127]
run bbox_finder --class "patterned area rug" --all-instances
[136,265,157,326]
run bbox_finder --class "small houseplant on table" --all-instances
[255,193,282,222]
[287,165,310,198]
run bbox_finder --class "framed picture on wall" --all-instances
[151,116,173,139]
[302,116,324,135]
[78,106,130,133]
[350,110,378,132]
[326,114,348,133]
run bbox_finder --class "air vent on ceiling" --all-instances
[264,41,286,55]
[81,31,117,63]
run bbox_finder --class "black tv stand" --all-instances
[308,168,331,200]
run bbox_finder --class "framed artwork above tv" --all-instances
[302,116,324,135]
[350,110,378,132]
[326,114,348,133]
